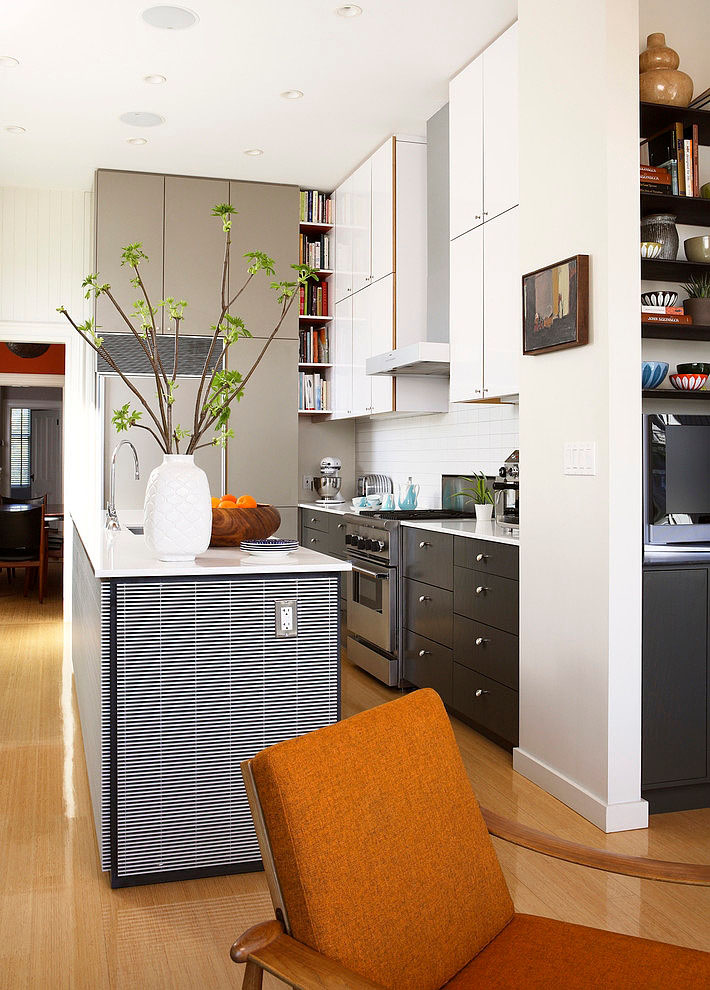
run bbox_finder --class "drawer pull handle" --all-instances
[310,538,318,544]
[474,637,490,646]
[419,541,431,549]
[418,649,431,657]
[475,586,489,595]
[310,517,317,523]
[418,595,431,603]
[476,553,488,562]
[475,689,490,698]
[338,523,345,529]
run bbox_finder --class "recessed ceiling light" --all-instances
[144,74,167,85]
[127,137,148,146]
[0,56,20,67]
[336,4,362,16]
[281,89,304,100]
[119,111,165,127]
[142,5,198,29]
[4,125,26,134]
[244,148,263,157]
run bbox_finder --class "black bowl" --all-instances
[677,362,710,375]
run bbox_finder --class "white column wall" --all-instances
[515,0,646,831]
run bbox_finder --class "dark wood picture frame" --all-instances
[522,254,589,355]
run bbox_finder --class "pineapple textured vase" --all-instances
[143,454,212,561]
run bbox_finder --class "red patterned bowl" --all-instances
[669,372,708,391]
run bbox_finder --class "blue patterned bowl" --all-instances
[642,361,669,389]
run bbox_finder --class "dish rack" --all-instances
[357,474,394,496]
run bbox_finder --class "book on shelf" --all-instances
[299,232,330,270]
[299,189,332,225]
[299,372,328,411]
[641,305,685,315]
[642,313,693,325]
[299,325,330,364]
[646,122,700,197]
[299,278,329,317]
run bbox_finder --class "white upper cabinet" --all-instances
[449,226,484,402]
[367,275,395,414]
[482,22,519,222]
[370,139,394,284]
[331,296,353,419]
[449,56,483,241]
[351,159,372,296]
[482,207,520,399]
[334,176,353,304]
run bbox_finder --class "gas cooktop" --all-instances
[358,509,473,521]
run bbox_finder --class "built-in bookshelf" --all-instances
[299,189,333,415]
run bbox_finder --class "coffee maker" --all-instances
[314,456,345,504]
[493,450,519,530]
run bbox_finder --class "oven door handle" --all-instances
[350,564,389,581]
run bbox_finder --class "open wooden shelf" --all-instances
[299,221,332,232]
[299,314,333,322]
[640,101,710,145]
[642,321,710,340]
[298,409,332,415]
[298,362,333,369]
[641,191,710,225]
[643,388,710,400]
[641,258,710,281]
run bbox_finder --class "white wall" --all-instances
[516,0,645,831]
[355,403,519,505]
[639,1,710,97]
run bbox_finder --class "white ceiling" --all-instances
[1,0,516,192]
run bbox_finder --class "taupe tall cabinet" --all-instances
[94,168,299,536]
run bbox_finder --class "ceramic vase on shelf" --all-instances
[143,454,212,562]
[474,503,494,522]
[641,214,678,260]
[639,33,693,107]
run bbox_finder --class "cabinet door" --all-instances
[483,22,519,221]
[351,286,372,416]
[642,568,708,786]
[482,207,520,399]
[370,139,394,283]
[334,178,353,304]
[449,227,484,402]
[331,296,353,419]
[351,160,372,296]
[95,170,165,334]
[449,56,483,240]
[229,180,299,339]
[164,176,230,337]
[367,275,394,415]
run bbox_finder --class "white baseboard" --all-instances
[513,748,649,833]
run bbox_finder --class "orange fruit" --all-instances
[221,494,237,503]
[218,500,236,509]
[211,497,220,508]
[235,494,257,508]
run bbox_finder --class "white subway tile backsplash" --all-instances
[355,402,519,507]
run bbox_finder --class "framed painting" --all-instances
[522,254,589,355]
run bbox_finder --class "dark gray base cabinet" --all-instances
[402,532,519,750]
[299,509,348,608]
[642,565,710,813]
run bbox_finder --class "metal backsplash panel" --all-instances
[441,474,493,513]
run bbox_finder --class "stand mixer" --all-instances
[315,456,345,504]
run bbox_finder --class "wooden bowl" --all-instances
[210,503,281,547]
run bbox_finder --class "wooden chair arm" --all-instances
[231,920,386,989]
[481,807,710,886]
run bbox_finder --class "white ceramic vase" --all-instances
[474,503,494,522]
[143,454,212,562]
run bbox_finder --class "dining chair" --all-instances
[1,495,49,583]
[0,505,46,603]
[231,689,710,989]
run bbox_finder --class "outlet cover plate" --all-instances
[275,598,298,638]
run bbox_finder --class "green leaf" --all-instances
[111,403,141,432]
[77,318,103,348]
[244,251,276,277]
[173,424,191,440]
[212,202,237,232]
[121,242,148,268]
[82,273,111,299]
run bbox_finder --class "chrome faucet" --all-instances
[106,440,140,531]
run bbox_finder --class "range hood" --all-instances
[366,342,450,377]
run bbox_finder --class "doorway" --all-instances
[2,387,63,505]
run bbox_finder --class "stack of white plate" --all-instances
[239,538,300,558]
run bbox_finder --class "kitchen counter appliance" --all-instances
[315,455,345,504]
[493,450,519,531]
[357,474,394,497]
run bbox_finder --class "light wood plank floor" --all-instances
[1,568,709,989]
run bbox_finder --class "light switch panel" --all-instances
[563,441,596,476]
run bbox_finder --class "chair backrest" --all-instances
[0,493,47,508]
[0,505,43,555]
[247,689,514,990]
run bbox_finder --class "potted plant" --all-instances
[681,273,710,324]
[454,472,495,522]
[58,203,315,561]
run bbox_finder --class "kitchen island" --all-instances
[71,510,349,887]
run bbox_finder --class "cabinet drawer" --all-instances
[454,566,518,635]
[454,537,518,580]
[301,509,330,534]
[405,578,453,647]
[403,528,453,590]
[328,514,348,559]
[453,614,518,690]
[302,526,330,553]
[452,663,519,747]
[403,630,452,706]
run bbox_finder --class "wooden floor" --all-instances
[1,570,709,989]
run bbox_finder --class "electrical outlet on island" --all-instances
[275,599,298,638]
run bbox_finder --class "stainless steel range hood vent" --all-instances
[366,342,450,377]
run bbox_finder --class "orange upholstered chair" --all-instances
[231,689,710,990]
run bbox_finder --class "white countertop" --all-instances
[299,501,356,516]
[73,509,351,579]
